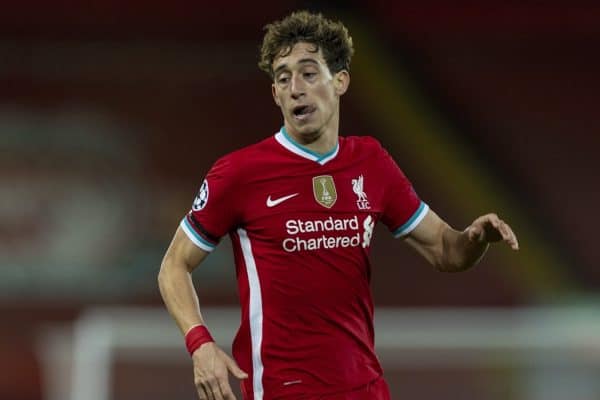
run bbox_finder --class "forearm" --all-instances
[158,257,205,335]
[439,226,489,272]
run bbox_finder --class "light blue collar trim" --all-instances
[274,127,339,165]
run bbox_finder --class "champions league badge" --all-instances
[192,179,209,211]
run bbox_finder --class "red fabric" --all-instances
[318,376,391,400]
[184,133,423,398]
[185,325,214,356]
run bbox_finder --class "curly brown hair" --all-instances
[258,10,354,79]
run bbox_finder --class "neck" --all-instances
[284,113,339,155]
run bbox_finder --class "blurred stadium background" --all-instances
[1,1,599,399]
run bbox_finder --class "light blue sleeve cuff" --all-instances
[393,202,429,238]
[180,218,216,252]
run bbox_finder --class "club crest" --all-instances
[352,175,370,210]
[312,175,337,208]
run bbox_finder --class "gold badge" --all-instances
[312,175,337,208]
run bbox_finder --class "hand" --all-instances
[465,213,519,250]
[192,342,248,400]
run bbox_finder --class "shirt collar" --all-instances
[274,126,339,165]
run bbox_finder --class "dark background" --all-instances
[1,1,598,399]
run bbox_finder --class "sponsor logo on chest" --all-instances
[282,215,374,252]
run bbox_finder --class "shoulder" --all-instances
[342,135,409,177]
[209,135,276,179]
[341,135,388,158]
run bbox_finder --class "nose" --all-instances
[290,73,305,99]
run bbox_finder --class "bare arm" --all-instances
[158,226,209,333]
[158,227,247,400]
[405,210,519,272]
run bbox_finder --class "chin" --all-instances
[287,118,322,142]
[298,128,322,143]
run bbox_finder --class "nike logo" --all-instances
[266,193,299,207]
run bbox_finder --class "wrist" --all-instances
[464,225,486,245]
[185,325,215,356]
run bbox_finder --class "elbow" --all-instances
[157,255,173,289]
[157,261,168,291]
[157,253,193,288]
[157,256,180,299]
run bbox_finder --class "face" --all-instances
[271,42,349,144]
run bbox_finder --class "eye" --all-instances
[277,76,290,84]
[304,72,317,79]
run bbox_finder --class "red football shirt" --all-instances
[181,128,428,399]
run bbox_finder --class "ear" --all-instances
[333,70,350,96]
[271,83,281,106]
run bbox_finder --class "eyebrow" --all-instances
[273,58,320,76]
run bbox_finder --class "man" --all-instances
[158,10,519,400]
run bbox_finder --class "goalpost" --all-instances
[37,306,600,400]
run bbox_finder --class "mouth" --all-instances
[292,105,316,121]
